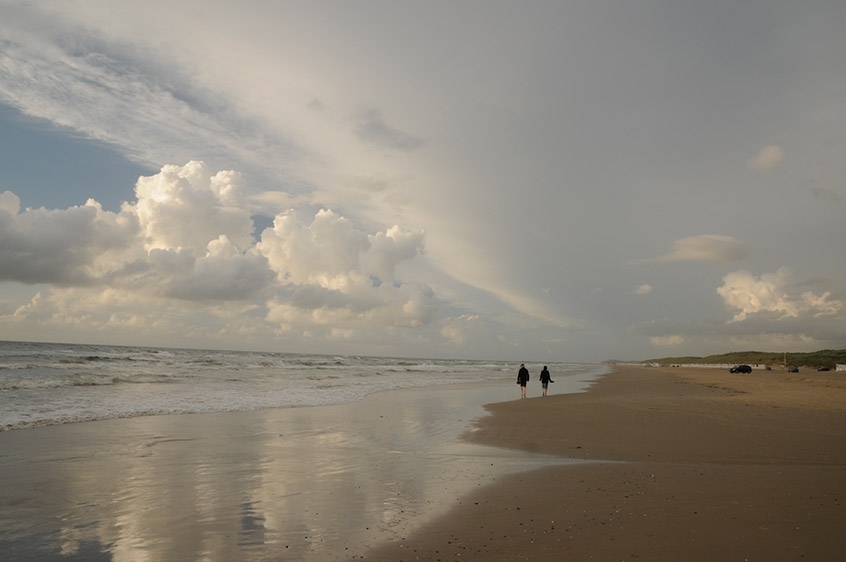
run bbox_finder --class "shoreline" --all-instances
[4,365,842,561]
[0,373,599,562]
[357,365,846,561]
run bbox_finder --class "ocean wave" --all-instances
[0,341,607,432]
[0,372,184,390]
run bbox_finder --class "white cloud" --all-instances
[265,281,435,333]
[257,205,434,330]
[133,162,255,252]
[0,191,21,215]
[257,207,426,293]
[717,267,844,322]
[0,197,139,285]
[363,225,425,285]
[7,284,266,346]
[147,238,273,302]
[0,161,260,292]
[747,145,784,171]
[1,161,439,343]
[258,208,370,290]
[633,235,749,265]
[12,292,51,322]
[634,284,653,295]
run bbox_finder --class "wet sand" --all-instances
[359,366,846,561]
[0,376,595,562]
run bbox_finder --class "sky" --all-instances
[0,1,844,363]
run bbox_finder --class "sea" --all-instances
[0,340,607,432]
[1,340,609,561]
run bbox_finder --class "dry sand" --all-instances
[357,366,846,561]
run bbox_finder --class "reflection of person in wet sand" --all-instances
[539,365,554,396]
[517,363,530,398]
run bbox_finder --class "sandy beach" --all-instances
[359,366,846,561]
[3,364,844,561]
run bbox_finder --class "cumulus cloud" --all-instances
[133,162,255,252]
[258,209,370,290]
[0,196,139,286]
[632,235,749,265]
[266,281,435,332]
[747,145,784,171]
[717,267,844,322]
[363,225,425,285]
[1,162,435,338]
[634,284,653,295]
[0,191,21,215]
[147,239,273,302]
[257,209,425,291]
[257,206,433,329]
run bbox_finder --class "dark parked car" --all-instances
[817,366,831,372]
[730,364,752,374]
[788,366,799,373]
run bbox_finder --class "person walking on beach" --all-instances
[517,363,530,398]
[539,365,554,397]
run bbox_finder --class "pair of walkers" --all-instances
[516,363,554,398]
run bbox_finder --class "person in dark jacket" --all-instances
[539,366,554,396]
[517,363,530,398]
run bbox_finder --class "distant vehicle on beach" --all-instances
[730,364,752,374]
[788,366,799,373]
[817,366,831,372]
